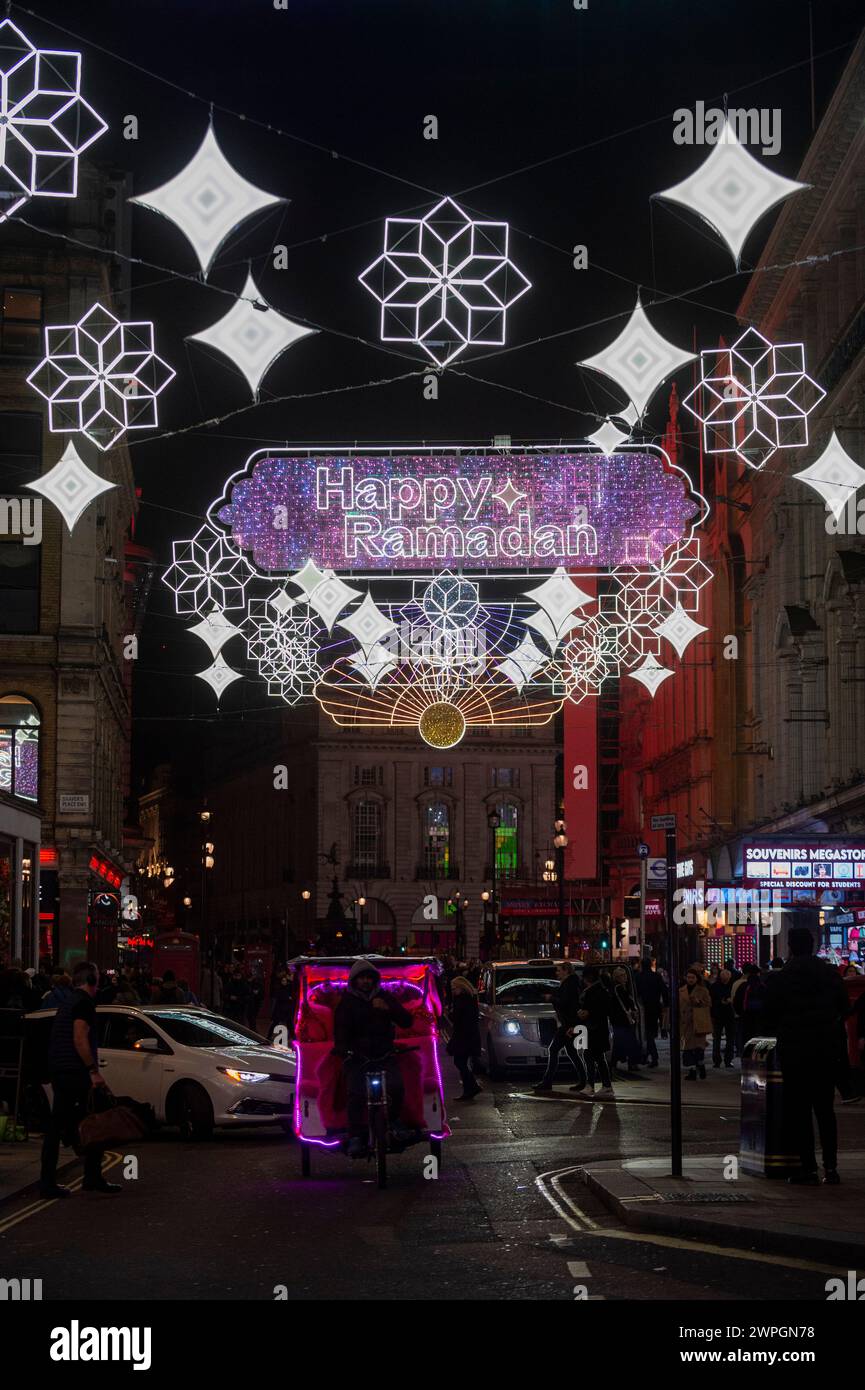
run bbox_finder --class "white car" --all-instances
[26,1005,296,1140]
[477,960,583,1077]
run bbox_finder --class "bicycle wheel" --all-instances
[373,1106,388,1189]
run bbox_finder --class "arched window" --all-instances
[423,801,450,876]
[353,798,382,872]
[0,695,40,802]
[495,802,518,874]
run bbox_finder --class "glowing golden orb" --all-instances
[418,701,466,748]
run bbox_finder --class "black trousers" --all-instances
[452,1051,480,1096]
[40,1072,103,1188]
[343,1055,405,1138]
[782,1057,838,1172]
[584,1048,612,1089]
[712,1020,735,1066]
[541,1025,587,1087]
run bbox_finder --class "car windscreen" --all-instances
[494,977,560,1004]
[148,1012,271,1048]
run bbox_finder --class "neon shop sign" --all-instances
[216,450,698,573]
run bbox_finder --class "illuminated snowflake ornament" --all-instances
[793,432,865,521]
[655,603,708,658]
[358,195,530,367]
[26,303,175,451]
[0,19,108,223]
[25,440,115,532]
[655,121,806,266]
[130,125,283,277]
[497,634,551,692]
[189,272,315,399]
[188,606,243,658]
[338,593,397,654]
[578,296,695,418]
[195,653,243,704]
[162,523,251,615]
[560,629,612,704]
[244,591,323,705]
[629,654,675,698]
[682,328,826,470]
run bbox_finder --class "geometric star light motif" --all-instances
[129,124,283,278]
[187,606,243,658]
[0,18,108,224]
[244,592,323,705]
[188,272,315,400]
[195,653,243,704]
[628,654,675,698]
[358,195,531,368]
[26,303,175,451]
[577,295,696,418]
[161,523,251,615]
[793,432,865,522]
[25,440,115,532]
[655,121,807,266]
[655,603,708,659]
[682,327,826,470]
[338,593,397,654]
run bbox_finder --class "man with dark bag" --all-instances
[40,961,120,1198]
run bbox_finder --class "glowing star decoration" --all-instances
[497,633,551,692]
[655,122,807,266]
[26,303,175,451]
[302,571,362,633]
[420,572,480,634]
[586,418,630,454]
[187,607,243,658]
[162,523,250,615]
[491,478,527,514]
[682,328,826,470]
[358,195,530,367]
[338,593,397,653]
[523,568,594,636]
[130,125,283,277]
[560,630,611,703]
[25,441,115,532]
[348,643,398,691]
[289,559,328,597]
[629,654,674,698]
[0,19,108,223]
[195,653,242,703]
[793,432,865,522]
[578,296,695,418]
[244,594,322,705]
[188,272,315,399]
[655,604,707,659]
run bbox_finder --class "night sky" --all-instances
[18,0,863,784]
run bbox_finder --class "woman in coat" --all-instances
[680,967,712,1079]
[448,976,482,1100]
[609,966,642,1076]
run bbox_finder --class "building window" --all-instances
[354,765,382,786]
[0,695,40,802]
[1,288,43,355]
[494,802,519,872]
[492,767,519,788]
[423,801,450,875]
[353,798,381,869]
[424,766,452,787]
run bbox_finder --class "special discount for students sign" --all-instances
[742,840,865,890]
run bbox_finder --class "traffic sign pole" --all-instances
[666,824,682,1178]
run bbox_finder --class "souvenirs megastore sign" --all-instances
[742,840,865,891]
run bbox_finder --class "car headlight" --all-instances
[501,1019,521,1036]
[219,1068,270,1084]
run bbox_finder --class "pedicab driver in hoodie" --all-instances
[334,959,415,1156]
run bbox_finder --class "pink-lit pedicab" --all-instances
[291,956,449,1186]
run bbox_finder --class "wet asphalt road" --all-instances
[1,1060,860,1301]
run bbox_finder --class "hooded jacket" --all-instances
[333,960,414,1059]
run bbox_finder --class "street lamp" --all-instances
[199,812,215,1006]
[353,896,366,952]
[448,894,468,958]
[553,818,568,956]
[486,810,500,960]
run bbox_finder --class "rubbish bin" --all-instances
[739,1036,799,1179]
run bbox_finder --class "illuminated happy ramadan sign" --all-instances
[216,451,697,573]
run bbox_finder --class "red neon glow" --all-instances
[39,847,59,867]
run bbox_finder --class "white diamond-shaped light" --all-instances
[25,441,115,532]
[586,418,630,454]
[655,122,807,266]
[338,593,397,653]
[0,18,108,223]
[305,573,363,633]
[655,603,707,659]
[523,567,594,635]
[793,432,865,522]
[130,124,283,277]
[188,606,243,658]
[578,296,695,418]
[189,272,315,398]
[195,653,242,703]
[629,655,674,698]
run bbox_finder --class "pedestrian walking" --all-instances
[680,968,712,1080]
[709,968,736,1068]
[247,972,264,1030]
[763,927,850,1185]
[152,970,185,1005]
[447,976,483,1101]
[635,958,669,1066]
[39,961,120,1198]
[576,966,614,1098]
[608,966,642,1078]
[223,966,249,1023]
[533,961,587,1094]
[268,971,296,1041]
[732,961,767,1057]
[41,973,74,1009]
